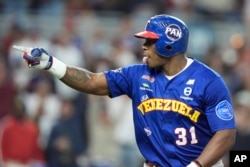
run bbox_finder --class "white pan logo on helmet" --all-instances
[165,24,182,41]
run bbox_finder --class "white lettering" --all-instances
[234,155,247,162]
[166,27,181,38]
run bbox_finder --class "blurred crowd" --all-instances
[0,0,250,167]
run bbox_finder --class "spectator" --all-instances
[0,57,17,121]
[106,96,144,167]
[46,98,88,167]
[8,24,52,91]
[109,37,139,69]
[231,90,250,150]
[85,28,112,72]
[0,21,25,63]
[51,27,85,100]
[222,89,250,167]
[23,77,61,149]
[0,96,46,167]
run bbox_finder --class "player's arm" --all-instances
[188,77,237,167]
[188,129,236,167]
[60,67,110,95]
[12,45,110,96]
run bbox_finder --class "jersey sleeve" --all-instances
[104,67,133,98]
[204,77,236,132]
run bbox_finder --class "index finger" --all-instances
[12,45,27,52]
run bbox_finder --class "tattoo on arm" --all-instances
[66,67,90,83]
[61,67,93,91]
[60,66,109,95]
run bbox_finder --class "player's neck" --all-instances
[162,54,188,76]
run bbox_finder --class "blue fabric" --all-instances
[104,59,236,166]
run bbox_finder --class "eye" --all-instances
[144,39,157,46]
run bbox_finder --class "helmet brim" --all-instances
[134,31,159,39]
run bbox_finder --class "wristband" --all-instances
[193,160,203,167]
[47,57,67,79]
[187,161,199,167]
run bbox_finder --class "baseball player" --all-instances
[13,14,236,167]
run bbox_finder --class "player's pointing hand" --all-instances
[12,45,67,78]
[12,45,51,69]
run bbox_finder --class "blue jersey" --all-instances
[104,59,235,166]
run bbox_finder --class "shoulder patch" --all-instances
[215,100,234,120]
